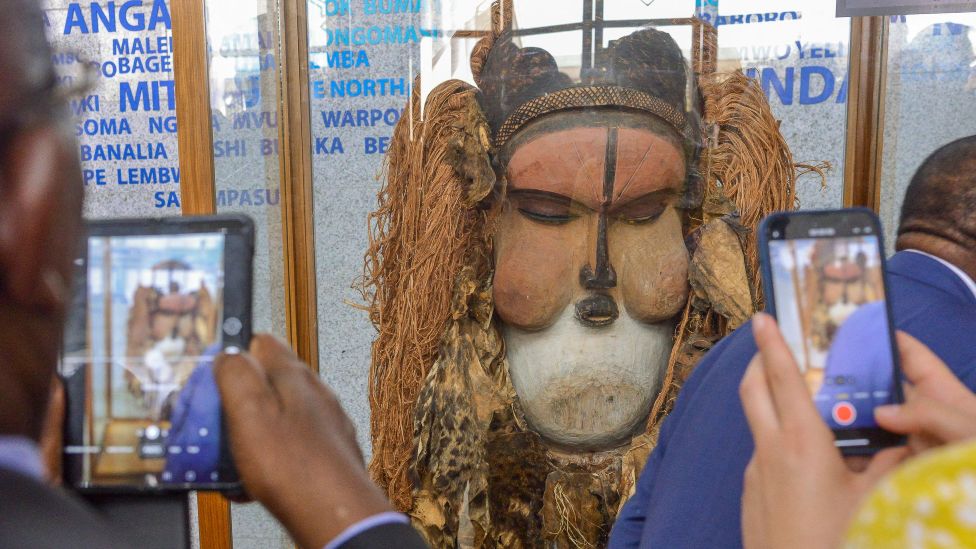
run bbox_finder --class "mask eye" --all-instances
[615,203,667,224]
[509,190,579,225]
[610,191,674,225]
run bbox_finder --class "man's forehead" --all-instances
[506,126,686,208]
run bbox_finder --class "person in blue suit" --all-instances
[162,343,226,484]
[610,135,976,548]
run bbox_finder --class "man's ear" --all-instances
[0,126,76,311]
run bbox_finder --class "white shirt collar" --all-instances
[0,435,44,481]
[904,249,976,301]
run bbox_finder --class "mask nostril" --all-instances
[580,263,617,289]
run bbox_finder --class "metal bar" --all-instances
[510,17,697,37]
[581,0,594,83]
[594,0,605,69]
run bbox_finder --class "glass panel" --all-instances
[302,0,857,546]
[305,0,702,462]
[512,0,583,27]
[205,0,290,546]
[716,0,851,210]
[306,0,444,455]
[603,0,693,20]
[879,13,976,251]
[43,0,182,219]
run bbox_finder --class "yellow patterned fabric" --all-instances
[845,441,976,548]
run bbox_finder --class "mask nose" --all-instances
[579,246,616,288]
[579,209,617,289]
[580,125,618,290]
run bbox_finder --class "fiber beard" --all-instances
[502,306,675,451]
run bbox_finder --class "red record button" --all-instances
[832,402,856,426]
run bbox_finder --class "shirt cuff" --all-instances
[0,436,44,482]
[324,512,410,549]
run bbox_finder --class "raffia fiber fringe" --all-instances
[699,70,828,309]
[360,10,829,538]
[359,78,494,511]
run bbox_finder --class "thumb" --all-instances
[874,403,916,434]
[215,349,277,426]
[876,396,974,444]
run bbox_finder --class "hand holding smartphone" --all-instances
[60,215,253,493]
[758,208,904,454]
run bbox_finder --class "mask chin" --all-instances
[501,304,674,451]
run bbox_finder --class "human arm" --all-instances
[214,335,427,549]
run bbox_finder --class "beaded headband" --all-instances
[493,85,688,148]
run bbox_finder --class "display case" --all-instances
[51,0,976,546]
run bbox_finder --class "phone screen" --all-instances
[765,216,902,450]
[61,220,249,492]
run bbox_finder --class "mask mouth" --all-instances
[574,294,619,327]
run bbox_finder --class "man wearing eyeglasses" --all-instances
[0,0,118,546]
[0,2,423,548]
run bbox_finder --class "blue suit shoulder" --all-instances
[610,324,757,548]
[887,252,976,382]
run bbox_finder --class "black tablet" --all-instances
[60,215,252,493]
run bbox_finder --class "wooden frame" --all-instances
[173,0,216,215]
[277,0,321,371]
[173,0,320,545]
[843,16,889,211]
[171,0,231,547]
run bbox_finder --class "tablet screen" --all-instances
[62,227,243,491]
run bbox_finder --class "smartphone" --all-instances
[60,215,253,493]
[758,208,904,454]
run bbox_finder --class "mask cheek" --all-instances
[493,216,575,330]
[616,218,690,324]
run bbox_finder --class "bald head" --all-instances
[896,135,976,280]
[898,136,976,247]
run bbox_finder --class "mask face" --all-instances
[493,120,690,450]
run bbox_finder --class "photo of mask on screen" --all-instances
[768,235,897,430]
[61,233,233,489]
